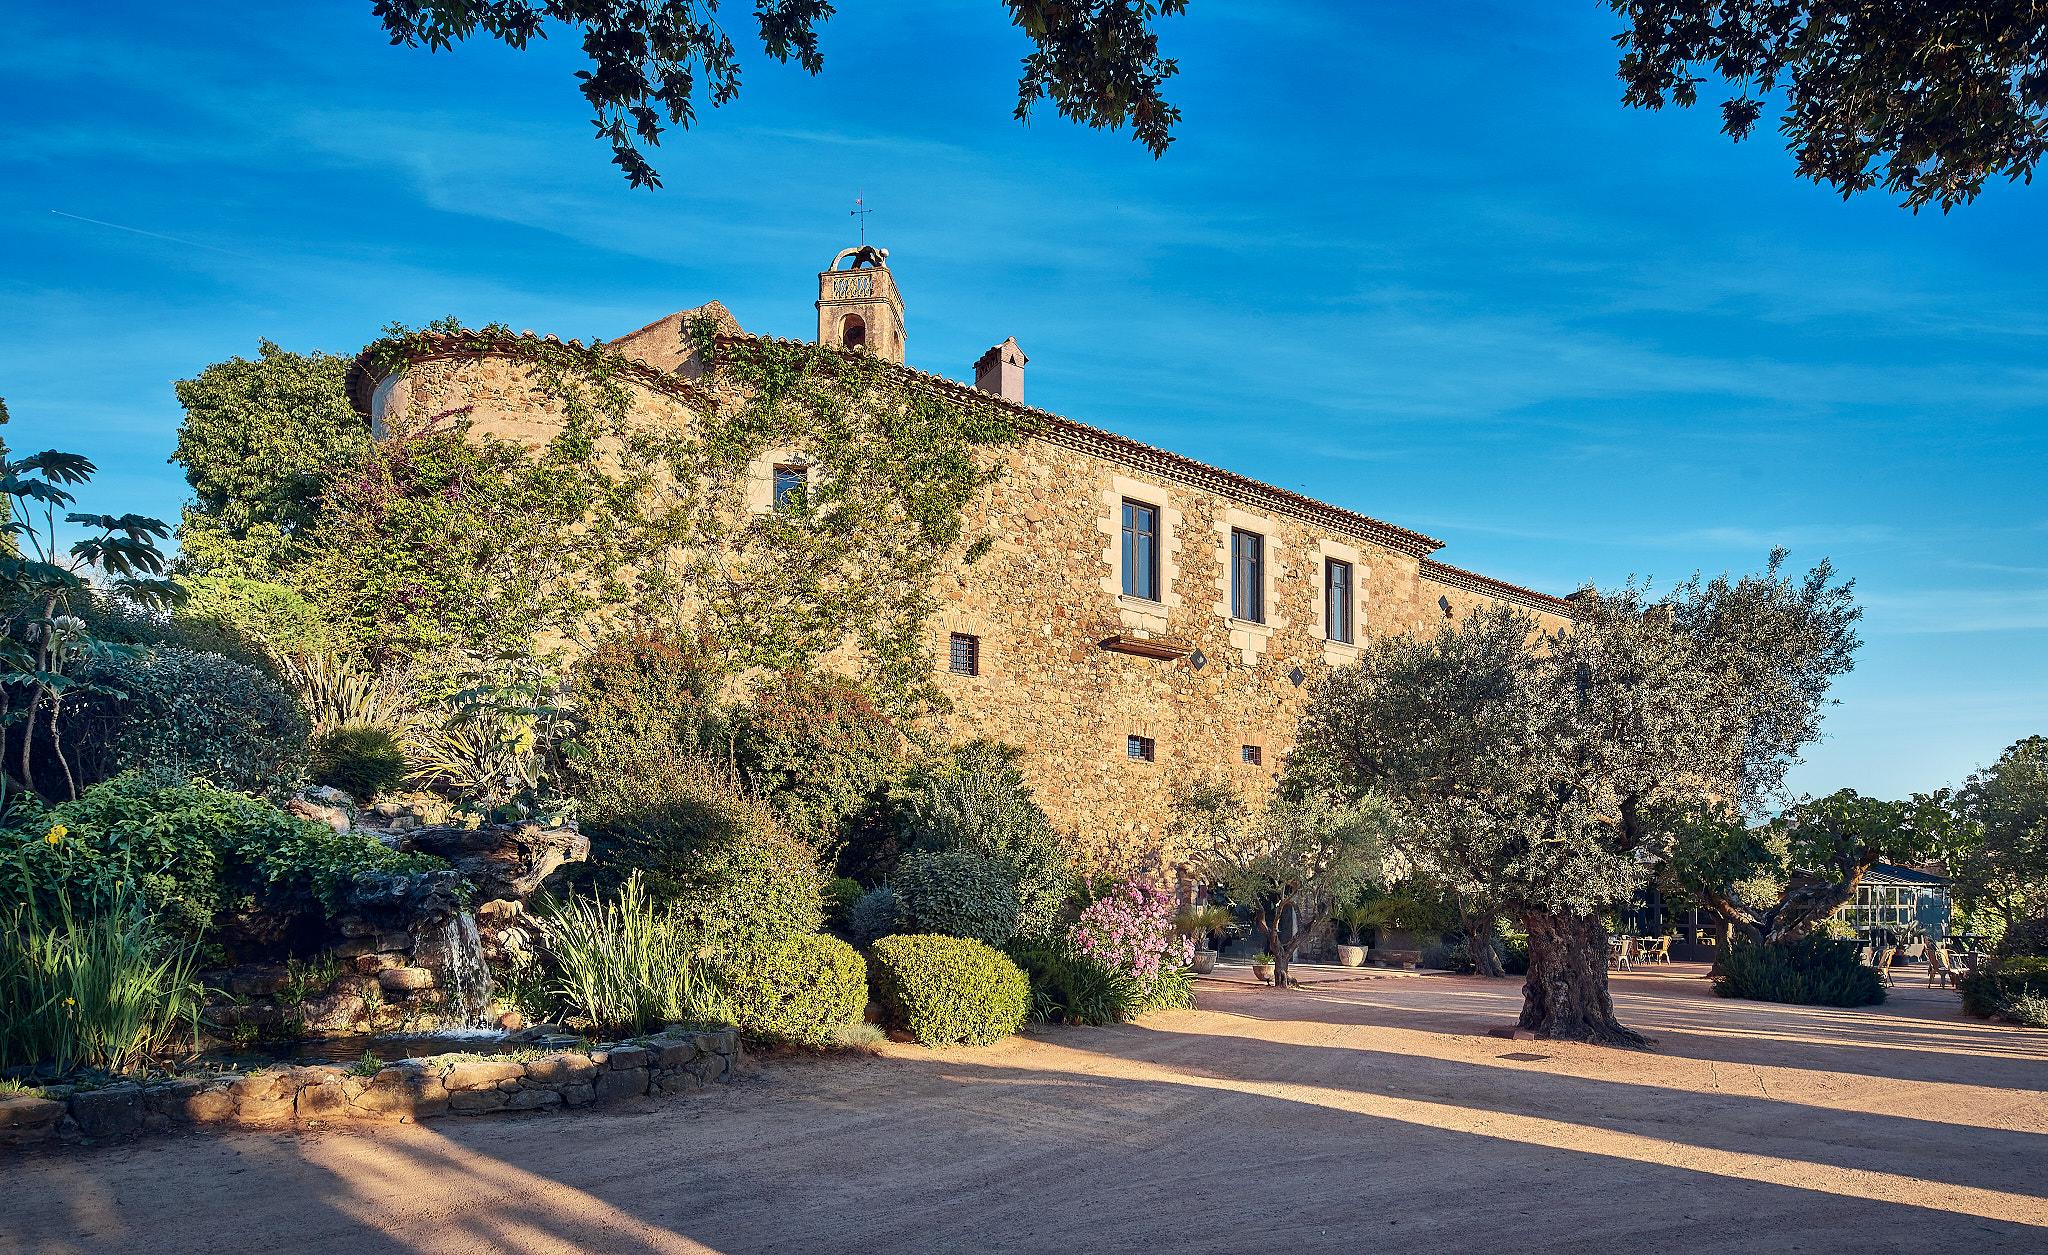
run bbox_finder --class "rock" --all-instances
[352,1064,447,1120]
[496,1010,527,1031]
[502,1087,562,1111]
[0,1094,66,1147]
[296,1071,355,1120]
[397,822,590,902]
[69,1084,145,1140]
[180,1084,238,1124]
[595,1068,648,1104]
[288,795,353,835]
[522,1053,599,1087]
[224,963,292,998]
[560,1083,596,1107]
[605,1045,653,1071]
[379,966,437,993]
[229,1070,306,1124]
[449,1088,511,1114]
[302,991,370,1033]
[442,1060,525,1091]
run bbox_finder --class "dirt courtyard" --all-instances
[6,965,2044,1254]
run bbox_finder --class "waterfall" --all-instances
[413,911,495,1027]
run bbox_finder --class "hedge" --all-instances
[1959,955,2048,1019]
[723,933,869,1047]
[868,933,1029,1046]
[1712,935,1885,1007]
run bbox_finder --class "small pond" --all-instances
[197,1029,577,1068]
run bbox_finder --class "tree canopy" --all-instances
[370,0,1188,188]
[1610,1,2048,210]
[1952,735,2048,945]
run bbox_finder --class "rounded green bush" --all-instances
[61,647,310,795]
[1711,935,1885,1007]
[724,933,869,1046]
[868,933,1029,1046]
[310,723,408,801]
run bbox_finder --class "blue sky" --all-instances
[1,2,2042,799]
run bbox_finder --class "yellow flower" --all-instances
[44,823,68,846]
[62,997,75,1007]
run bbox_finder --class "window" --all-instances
[1126,734,1156,762]
[1121,499,1160,601]
[1241,744,1262,765]
[948,632,980,677]
[771,463,808,510]
[1325,558,1354,644]
[1230,529,1264,623]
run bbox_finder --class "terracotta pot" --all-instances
[1336,944,1366,968]
[1191,949,1217,975]
[1252,961,1275,983]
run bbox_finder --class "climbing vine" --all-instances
[333,317,1023,715]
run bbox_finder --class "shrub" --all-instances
[562,629,726,830]
[2007,992,2048,1028]
[7,775,445,943]
[0,883,205,1075]
[1500,934,1531,976]
[1005,937,1133,1026]
[734,672,901,848]
[571,750,827,957]
[1420,938,1474,973]
[1070,878,1193,1011]
[540,873,729,1036]
[1713,935,1886,1007]
[723,933,868,1046]
[170,575,333,668]
[845,885,900,946]
[825,876,864,923]
[57,647,310,796]
[868,933,1029,1046]
[311,723,409,801]
[894,848,1020,945]
[897,740,1069,939]
[1960,955,2048,1019]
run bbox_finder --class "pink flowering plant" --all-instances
[1070,878,1194,1006]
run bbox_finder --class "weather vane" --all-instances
[850,193,873,245]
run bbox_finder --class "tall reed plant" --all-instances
[0,882,204,1076]
[541,872,729,1035]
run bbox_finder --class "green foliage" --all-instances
[171,341,368,577]
[1712,936,1886,1007]
[1609,1,2048,211]
[168,574,332,668]
[0,427,178,805]
[402,658,574,819]
[57,648,309,797]
[1952,736,2048,941]
[8,775,445,938]
[370,2,1187,187]
[539,873,729,1036]
[1959,955,2048,1019]
[1004,935,1190,1025]
[868,933,1030,1047]
[825,876,864,923]
[661,804,827,958]
[311,723,408,801]
[845,885,900,946]
[734,671,901,848]
[2004,992,2048,1028]
[723,932,868,1047]
[561,629,725,831]
[894,847,1022,946]
[0,882,204,1075]
[897,740,1069,940]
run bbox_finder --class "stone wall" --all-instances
[365,338,1575,879]
[0,1028,740,1153]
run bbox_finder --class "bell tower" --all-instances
[816,245,905,363]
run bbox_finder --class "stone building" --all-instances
[354,246,1575,875]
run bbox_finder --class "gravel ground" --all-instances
[6,965,2044,1254]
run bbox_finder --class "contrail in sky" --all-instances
[48,209,263,262]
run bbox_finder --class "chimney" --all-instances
[973,337,1027,404]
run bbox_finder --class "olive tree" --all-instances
[1170,778,1403,991]
[1661,789,1951,945]
[1952,736,2048,950]
[1294,553,1859,1046]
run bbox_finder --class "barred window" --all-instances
[1126,734,1156,762]
[948,632,980,677]
[771,464,807,510]
[1242,744,1262,765]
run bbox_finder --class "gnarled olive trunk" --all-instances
[1518,912,1650,1048]
[1462,910,1505,978]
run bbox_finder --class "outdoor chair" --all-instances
[1638,937,1670,963]
[1927,947,1958,989]
[1873,945,1897,987]
[1606,937,1632,971]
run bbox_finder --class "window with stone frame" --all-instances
[771,463,808,510]
[1126,734,1156,762]
[1230,529,1265,623]
[1121,498,1161,601]
[948,632,980,677]
[1325,557,1354,644]
[1241,744,1262,765]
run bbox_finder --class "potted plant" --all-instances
[1251,953,1276,984]
[1336,903,1372,967]
[1175,905,1231,975]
